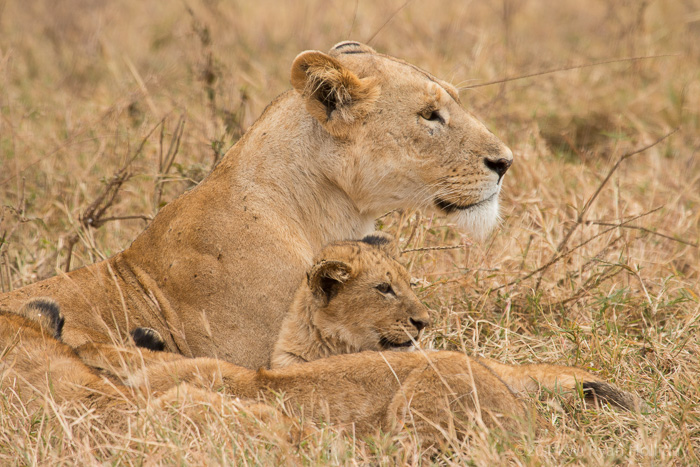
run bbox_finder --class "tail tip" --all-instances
[582,381,646,412]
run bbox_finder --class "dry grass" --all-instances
[1,0,699,464]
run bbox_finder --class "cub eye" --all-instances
[376,282,395,295]
[419,108,443,123]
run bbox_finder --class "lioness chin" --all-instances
[0,41,512,369]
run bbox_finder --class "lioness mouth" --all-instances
[434,193,496,214]
[379,337,415,349]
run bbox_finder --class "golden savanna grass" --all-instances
[1,0,699,464]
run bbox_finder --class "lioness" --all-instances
[0,41,513,369]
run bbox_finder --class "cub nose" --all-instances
[484,156,512,181]
[409,316,429,332]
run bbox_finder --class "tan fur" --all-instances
[79,343,533,445]
[271,233,430,368]
[0,42,513,369]
[75,342,640,447]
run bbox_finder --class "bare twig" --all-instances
[584,220,698,248]
[533,129,679,291]
[365,0,414,45]
[460,54,679,89]
[65,169,132,272]
[346,0,359,38]
[64,120,164,272]
[402,244,468,254]
[154,114,186,210]
[494,206,662,292]
[578,128,678,223]
[98,215,152,224]
[401,212,421,251]
[553,262,625,308]
[376,209,401,220]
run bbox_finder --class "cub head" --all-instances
[291,41,513,240]
[302,232,430,353]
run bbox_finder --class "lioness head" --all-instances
[291,41,513,239]
[271,232,430,368]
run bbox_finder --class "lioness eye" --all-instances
[419,109,443,123]
[376,282,395,295]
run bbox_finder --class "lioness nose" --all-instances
[484,156,512,181]
[409,316,429,332]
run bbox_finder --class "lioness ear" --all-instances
[290,50,379,137]
[361,231,399,258]
[307,259,352,303]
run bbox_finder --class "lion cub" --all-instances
[271,232,430,368]
[128,232,641,411]
[269,233,641,410]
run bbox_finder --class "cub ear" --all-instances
[290,50,379,138]
[307,259,352,303]
[328,41,377,56]
[361,231,399,258]
[17,297,64,339]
